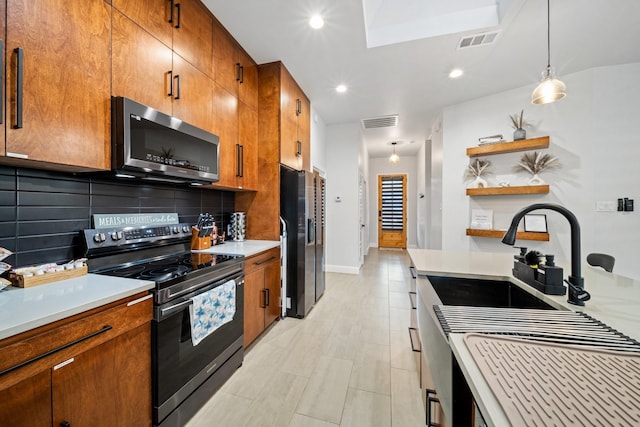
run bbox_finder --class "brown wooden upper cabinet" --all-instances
[258,61,311,172]
[1,0,111,171]
[111,0,215,134]
[209,19,259,190]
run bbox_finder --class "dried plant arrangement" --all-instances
[514,151,559,185]
[464,159,492,188]
[509,109,529,129]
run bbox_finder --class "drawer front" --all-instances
[0,293,152,388]
[244,247,280,275]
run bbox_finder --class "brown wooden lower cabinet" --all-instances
[243,247,281,348]
[0,293,153,427]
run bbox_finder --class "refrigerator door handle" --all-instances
[307,218,315,243]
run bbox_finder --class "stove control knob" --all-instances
[182,225,190,233]
[172,226,179,234]
[111,231,123,241]
[93,233,106,243]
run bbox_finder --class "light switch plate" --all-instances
[596,201,617,212]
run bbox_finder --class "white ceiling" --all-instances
[202,0,640,158]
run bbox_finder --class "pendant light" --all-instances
[531,0,566,104]
[389,142,400,163]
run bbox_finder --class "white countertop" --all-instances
[407,249,640,341]
[409,249,640,427]
[0,274,154,341]
[193,240,280,257]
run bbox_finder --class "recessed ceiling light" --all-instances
[336,84,347,93]
[309,15,324,29]
[449,68,464,79]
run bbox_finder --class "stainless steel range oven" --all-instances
[83,224,244,427]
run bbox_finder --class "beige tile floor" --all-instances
[186,249,425,427]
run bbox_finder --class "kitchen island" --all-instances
[408,249,640,426]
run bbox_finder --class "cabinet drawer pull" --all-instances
[14,47,24,129]
[409,266,417,279]
[408,327,420,353]
[60,421,71,427]
[255,256,277,266]
[168,0,175,24]
[174,2,181,29]
[0,325,113,377]
[408,291,417,310]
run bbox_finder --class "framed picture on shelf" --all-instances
[524,214,547,233]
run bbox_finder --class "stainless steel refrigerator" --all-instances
[280,165,325,318]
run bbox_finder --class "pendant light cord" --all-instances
[546,0,551,71]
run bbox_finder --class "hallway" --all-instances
[186,249,425,426]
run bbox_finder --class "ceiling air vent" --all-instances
[361,114,398,129]
[457,31,500,50]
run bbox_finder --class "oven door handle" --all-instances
[160,299,193,317]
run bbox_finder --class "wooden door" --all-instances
[172,0,213,77]
[279,66,300,170]
[6,0,111,170]
[212,82,238,188]
[52,325,151,426]
[0,369,51,427]
[243,267,264,348]
[111,0,172,47]
[237,102,258,190]
[172,53,215,133]
[263,257,281,328]
[112,9,173,116]
[297,92,311,172]
[378,174,407,248]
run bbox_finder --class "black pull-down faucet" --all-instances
[502,203,590,306]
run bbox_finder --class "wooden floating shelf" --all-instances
[467,136,550,157]
[466,184,549,196]
[466,229,550,242]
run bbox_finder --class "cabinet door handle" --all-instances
[265,288,270,307]
[174,74,180,99]
[296,98,301,116]
[60,421,71,427]
[260,289,267,308]
[239,65,244,84]
[167,70,173,96]
[168,0,175,24]
[14,47,24,129]
[174,2,181,29]
[296,141,302,157]
[408,327,420,352]
[0,325,113,376]
[425,389,440,427]
[236,144,244,177]
[235,63,241,82]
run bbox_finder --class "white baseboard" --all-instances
[325,264,361,275]
[370,243,378,248]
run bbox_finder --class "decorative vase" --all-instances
[529,174,544,185]
[469,176,488,188]
[513,128,526,141]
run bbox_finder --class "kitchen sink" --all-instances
[426,275,555,309]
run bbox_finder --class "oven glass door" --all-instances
[153,272,244,410]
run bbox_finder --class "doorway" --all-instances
[377,174,407,249]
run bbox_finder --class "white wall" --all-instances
[430,118,444,249]
[368,155,418,249]
[325,122,363,274]
[439,63,640,279]
[310,104,327,174]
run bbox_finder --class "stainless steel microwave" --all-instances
[112,97,219,184]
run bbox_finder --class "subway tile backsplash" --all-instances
[0,166,235,268]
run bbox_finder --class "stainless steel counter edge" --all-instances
[192,240,281,257]
[0,273,155,341]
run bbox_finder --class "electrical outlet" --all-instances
[596,201,616,212]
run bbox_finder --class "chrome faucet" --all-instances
[502,203,590,306]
